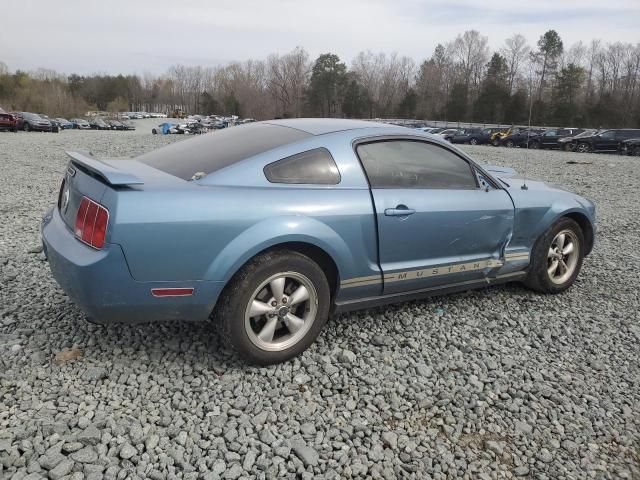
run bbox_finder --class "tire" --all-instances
[491,139,500,147]
[576,142,591,153]
[152,129,157,134]
[529,141,540,149]
[469,138,478,145]
[23,123,30,132]
[216,250,331,365]
[505,140,515,148]
[632,146,640,157]
[524,217,585,294]
[563,143,574,152]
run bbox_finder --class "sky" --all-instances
[2,0,639,75]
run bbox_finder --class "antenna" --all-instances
[522,67,537,191]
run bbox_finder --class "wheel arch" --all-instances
[204,216,359,298]
[562,211,595,255]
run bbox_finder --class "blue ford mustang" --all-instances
[42,119,596,364]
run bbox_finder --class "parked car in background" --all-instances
[499,128,546,148]
[107,120,126,130]
[448,128,483,144]
[573,129,640,153]
[527,128,584,149]
[0,111,18,132]
[46,117,61,133]
[557,130,598,151]
[56,118,75,130]
[436,128,459,141]
[90,118,112,130]
[122,121,136,131]
[41,119,596,364]
[619,137,640,156]
[71,118,91,129]
[15,112,53,132]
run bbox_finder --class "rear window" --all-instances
[137,123,311,180]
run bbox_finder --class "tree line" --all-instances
[1,30,639,128]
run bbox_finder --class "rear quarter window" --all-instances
[264,148,340,185]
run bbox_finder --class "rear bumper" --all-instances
[41,207,224,323]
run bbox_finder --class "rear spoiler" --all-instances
[66,151,144,186]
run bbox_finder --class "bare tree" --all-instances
[501,34,530,93]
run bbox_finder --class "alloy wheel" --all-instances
[547,230,580,285]
[576,143,590,153]
[244,271,318,352]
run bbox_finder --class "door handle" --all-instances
[384,206,416,216]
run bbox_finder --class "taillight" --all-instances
[74,196,109,249]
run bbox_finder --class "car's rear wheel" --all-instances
[216,250,330,365]
[632,146,640,157]
[563,143,574,152]
[576,142,590,153]
[23,123,30,132]
[529,141,540,149]
[469,138,478,145]
[491,139,500,146]
[524,217,584,294]
[505,140,515,148]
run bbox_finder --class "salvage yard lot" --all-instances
[1,120,639,479]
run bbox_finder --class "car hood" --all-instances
[485,164,570,193]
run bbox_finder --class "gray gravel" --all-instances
[1,120,639,479]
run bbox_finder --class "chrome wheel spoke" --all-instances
[547,229,580,285]
[269,277,286,301]
[285,313,305,334]
[249,300,273,318]
[257,317,278,343]
[245,271,319,352]
[288,285,309,306]
[562,242,574,255]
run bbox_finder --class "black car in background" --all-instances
[15,112,52,132]
[499,128,546,148]
[106,120,125,130]
[619,138,640,156]
[574,129,640,153]
[448,128,482,144]
[557,130,598,151]
[89,118,111,130]
[528,128,584,149]
[448,127,504,145]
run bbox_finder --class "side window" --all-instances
[545,130,557,136]
[264,148,340,185]
[356,140,478,189]
[601,131,615,139]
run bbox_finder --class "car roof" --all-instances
[262,118,388,136]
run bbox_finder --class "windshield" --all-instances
[575,130,596,138]
[23,112,41,120]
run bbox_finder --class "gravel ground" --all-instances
[1,120,639,479]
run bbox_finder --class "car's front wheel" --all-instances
[23,123,30,132]
[525,217,584,294]
[576,142,591,153]
[505,140,515,148]
[217,250,330,365]
[469,138,478,145]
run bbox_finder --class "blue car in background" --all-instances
[56,118,75,130]
[41,119,596,364]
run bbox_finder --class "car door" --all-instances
[356,138,514,295]
[593,130,617,151]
